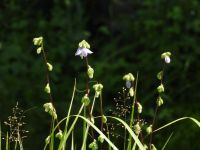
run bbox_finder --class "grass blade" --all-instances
[107,116,145,150]
[154,117,200,133]
[161,132,173,150]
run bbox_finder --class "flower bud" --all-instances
[87,65,94,79]
[156,96,164,107]
[88,139,98,149]
[98,135,104,143]
[33,36,43,46]
[146,125,152,135]
[55,130,63,140]
[157,71,163,80]
[79,40,90,49]
[45,136,50,144]
[137,102,142,114]
[161,52,171,64]
[125,80,132,88]
[133,122,141,135]
[81,94,90,106]
[151,144,157,150]
[93,83,103,98]
[157,84,164,93]
[36,47,42,54]
[47,62,53,71]
[102,115,107,124]
[45,83,51,94]
[129,87,134,97]
[43,102,57,119]
[123,73,135,81]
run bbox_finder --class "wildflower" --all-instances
[102,115,107,123]
[123,73,135,89]
[157,71,163,80]
[45,135,50,144]
[75,40,93,59]
[126,80,132,88]
[161,52,171,64]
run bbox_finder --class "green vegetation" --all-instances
[0,0,200,149]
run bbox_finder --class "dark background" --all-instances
[0,0,199,149]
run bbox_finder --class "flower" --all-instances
[75,47,93,59]
[161,52,171,64]
[75,40,93,59]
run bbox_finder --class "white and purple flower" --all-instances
[75,47,93,58]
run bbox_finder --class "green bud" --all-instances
[93,83,103,98]
[102,115,107,123]
[81,94,90,106]
[123,73,135,81]
[98,135,104,143]
[45,83,51,94]
[151,144,157,150]
[33,36,43,46]
[146,125,152,135]
[157,84,164,93]
[36,47,42,54]
[43,102,57,119]
[161,52,171,59]
[47,62,53,71]
[45,136,50,144]
[157,71,163,80]
[88,139,98,150]
[156,96,164,107]
[87,65,94,79]
[55,130,63,140]
[129,87,134,97]
[137,102,142,114]
[133,122,141,135]
[79,40,90,49]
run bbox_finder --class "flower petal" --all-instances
[75,48,82,56]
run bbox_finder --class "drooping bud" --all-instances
[55,130,63,140]
[157,71,163,80]
[36,47,42,54]
[146,125,152,135]
[44,83,51,94]
[93,83,103,98]
[102,115,107,124]
[156,96,164,107]
[151,144,157,150]
[129,87,134,97]
[123,73,135,81]
[81,94,90,106]
[161,52,171,64]
[157,84,164,93]
[79,40,90,49]
[137,102,142,114]
[88,139,98,150]
[87,65,94,79]
[133,122,141,135]
[98,135,104,143]
[43,102,57,119]
[33,36,43,46]
[47,62,53,71]
[45,135,50,144]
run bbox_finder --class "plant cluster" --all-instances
[0,38,199,150]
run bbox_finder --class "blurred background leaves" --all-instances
[0,0,199,149]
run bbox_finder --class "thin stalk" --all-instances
[127,73,139,150]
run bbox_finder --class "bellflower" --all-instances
[75,40,93,59]
[161,52,171,64]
